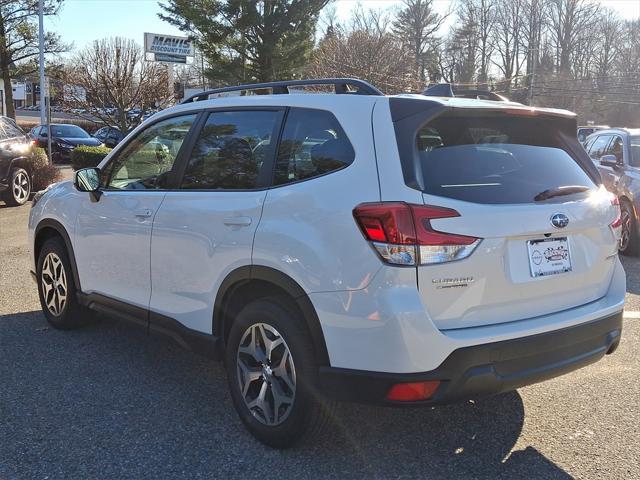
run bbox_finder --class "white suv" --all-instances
[28,79,625,448]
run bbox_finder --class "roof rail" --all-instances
[181,78,384,104]
[422,83,509,102]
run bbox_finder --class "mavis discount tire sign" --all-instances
[144,33,194,63]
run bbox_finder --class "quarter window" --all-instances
[105,114,196,190]
[274,108,354,185]
[180,110,280,190]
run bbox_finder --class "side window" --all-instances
[588,135,613,160]
[605,136,624,163]
[583,136,597,154]
[274,108,355,185]
[104,114,196,190]
[180,110,280,190]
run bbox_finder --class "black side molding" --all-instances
[77,292,222,360]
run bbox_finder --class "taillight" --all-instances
[609,194,622,238]
[353,202,481,266]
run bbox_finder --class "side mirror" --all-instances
[74,168,101,199]
[600,154,620,168]
[41,132,48,138]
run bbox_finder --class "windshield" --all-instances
[49,125,90,138]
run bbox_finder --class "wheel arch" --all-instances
[34,219,82,291]
[214,265,330,367]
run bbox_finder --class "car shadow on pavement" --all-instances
[620,255,640,295]
[0,310,572,480]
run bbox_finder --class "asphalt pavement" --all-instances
[1,194,639,479]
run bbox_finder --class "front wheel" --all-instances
[619,200,639,256]
[37,237,92,329]
[225,298,331,448]
[2,167,31,206]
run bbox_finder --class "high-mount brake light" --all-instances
[353,203,481,266]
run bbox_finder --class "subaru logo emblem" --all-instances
[551,213,569,229]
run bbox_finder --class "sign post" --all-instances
[144,33,195,103]
[38,0,46,126]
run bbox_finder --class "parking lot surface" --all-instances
[1,198,639,479]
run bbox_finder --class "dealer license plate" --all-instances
[527,237,572,278]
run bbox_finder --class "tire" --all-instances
[619,200,639,256]
[2,167,31,206]
[36,237,92,329]
[224,297,332,449]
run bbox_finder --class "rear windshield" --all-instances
[50,125,90,138]
[413,116,596,204]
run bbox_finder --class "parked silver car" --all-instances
[584,128,640,254]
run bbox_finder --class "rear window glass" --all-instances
[414,116,596,204]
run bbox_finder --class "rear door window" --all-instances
[180,110,281,190]
[413,116,597,204]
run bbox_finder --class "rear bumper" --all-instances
[318,310,622,406]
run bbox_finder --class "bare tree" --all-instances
[60,38,172,131]
[547,0,600,76]
[593,8,622,86]
[308,7,414,93]
[491,0,526,90]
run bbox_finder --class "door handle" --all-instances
[134,208,153,218]
[223,216,252,227]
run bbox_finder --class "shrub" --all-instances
[71,146,112,170]
[16,148,62,191]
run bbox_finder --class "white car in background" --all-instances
[29,78,625,448]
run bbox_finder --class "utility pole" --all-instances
[38,0,46,126]
[528,53,535,107]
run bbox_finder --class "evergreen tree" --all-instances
[159,0,330,85]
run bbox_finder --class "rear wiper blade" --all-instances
[534,185,591,202]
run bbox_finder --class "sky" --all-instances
[46,0,640,54]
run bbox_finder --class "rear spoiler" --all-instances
[423,83,510,102]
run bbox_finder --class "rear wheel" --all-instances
[619,200,639,256]
[225,297,331,449]
[2,168,30,206]
[37,237,92,329]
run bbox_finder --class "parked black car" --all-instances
[30,124,103,163]
[0,117,35,206]
[93,126,125,148]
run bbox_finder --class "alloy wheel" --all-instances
[620,207,632,251]
[41,252,68,316]
[236,323,296,426]
[12,171,29,204]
